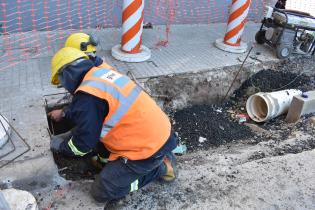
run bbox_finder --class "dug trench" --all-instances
[46,101,101,181]
[45,57,315,182]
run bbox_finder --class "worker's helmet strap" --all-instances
[80,34,99,51]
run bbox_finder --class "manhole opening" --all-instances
[46,103,74,136]
[44,93,100,180]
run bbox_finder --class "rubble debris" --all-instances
[172,144,187,155]
[309,117,315,126]
[244,123,268,134]
[172,105,254,151]
[250,113,315,144]
[248,151,266,161]
[236,114,249,124]
[198,137,207,143]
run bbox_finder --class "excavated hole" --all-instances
[168,63,315,152]
[46,103,73,135]
[45,96,100,181]
[44,58,315,181]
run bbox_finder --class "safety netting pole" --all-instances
[111,0,151,62]
[215,0,252,53]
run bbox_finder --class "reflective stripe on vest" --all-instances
[79,69,142,139]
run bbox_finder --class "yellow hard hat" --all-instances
[64,33,98,53]
[51,47,88,85]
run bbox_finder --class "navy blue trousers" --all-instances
[91,133,177,202]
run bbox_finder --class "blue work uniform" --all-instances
[54,58,177,202]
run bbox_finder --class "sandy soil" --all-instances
[35,132,315,210]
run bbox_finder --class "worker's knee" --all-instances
[90,156,165,203]
[90,171,130,202]
[90,176,108,203]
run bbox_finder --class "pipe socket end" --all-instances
[246,94,269,122]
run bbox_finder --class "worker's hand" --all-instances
[50,131,72,153]
[91,155,108,170]
[50,135,64,153]
[48,109,64,122]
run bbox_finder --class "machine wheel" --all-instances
[255,30,266,45]
[276,44,292,59]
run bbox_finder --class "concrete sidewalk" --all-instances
[0,22,277,78]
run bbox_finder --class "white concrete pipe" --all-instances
[246,89,302,122]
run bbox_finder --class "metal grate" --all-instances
[0,113,30,169]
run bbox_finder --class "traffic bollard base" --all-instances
[214,38,248,54]
[111,45,151,63]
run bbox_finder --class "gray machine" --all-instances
[255,7,315,59]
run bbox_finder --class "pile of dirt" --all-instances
[236,69,312,95]
[173,67,315,152]
[255,113,315,142]
[172,105,254,151]
[227,68,315,144]
[228,69,315,110]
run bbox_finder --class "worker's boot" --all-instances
[160,152,177,182]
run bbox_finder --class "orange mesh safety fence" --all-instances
[0,0,314,70]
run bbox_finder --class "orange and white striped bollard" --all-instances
[215,0,252,53]
[112,0,151,62]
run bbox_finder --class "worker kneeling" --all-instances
[48,47,177,203]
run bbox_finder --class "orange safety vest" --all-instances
[75,66,171,161]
